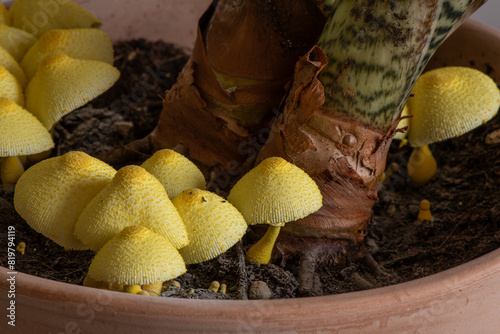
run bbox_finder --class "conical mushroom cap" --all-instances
[0,98,53,156]
[172,189,248,264]
[25,53,120,129]
[227,157,323,226]
[141,149,206,199]
[0,45,27,88]
[21,28,114,81]
[407,66,500,147]
[75,165,188,252]
[0,24,36,61]
[9,0,101,39]
[0,64,24,107]
[14,151,117,250]
[88,225,186,286]
[0,3,9,26]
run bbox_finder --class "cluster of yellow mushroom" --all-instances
[0,0,119,190]
[395,66,500,185]
[13,148,322,295]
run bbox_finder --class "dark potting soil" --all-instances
[1,39,499,300]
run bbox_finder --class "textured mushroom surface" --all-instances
[21,28,114,81]
[75,165,188,251]
[141,149,206,199]
[0,65,24,107]
[25,53,120,129]
[0,3,8,25]
[227,157,323,226]
[172,189,247,264]
[0,98,53,156]
[0,24,36,61]
[0,46,27,88]
[88,225,186,286]
[9,0,101,39]
[14,151,116,250]
[407,66,500,147]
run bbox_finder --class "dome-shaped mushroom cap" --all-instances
[407,66,500,147]
[0,3,9,26]
[0,64,24,107]
[21,28,114,81]
[0,46,27,88]
[13,151,117,250]
[0,98,54,156]
[0,24,36,61]
[87,225,186,286]
[75,165,188,252]
[25,53,120,129]
[172,189,248,264]
[227,157,323,226]
[141,149,206,199]
[9,0,101,39]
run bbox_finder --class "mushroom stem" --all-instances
[0,156,25,189]
[123,285,142,294]
[407,145,437,186]
[142,282,163,296]
[246,225,282,265]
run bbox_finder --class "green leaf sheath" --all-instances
[316,0,474,131]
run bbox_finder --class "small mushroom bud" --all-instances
[220,284,227,294]
[16,241,26,255]
[418,200,432,222]
[209,281,220,293]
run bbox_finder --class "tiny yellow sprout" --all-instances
[220,284,227,294]
[418,200,433,222]
[209,281,220,293]
[16,241,26,255]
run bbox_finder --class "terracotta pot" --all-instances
[1,1,500,332]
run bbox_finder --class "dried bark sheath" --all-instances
[149,0,327,168]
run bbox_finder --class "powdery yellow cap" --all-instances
[0,24,36,61]
[0,3,9,26]
[227,157,323,226]
[75,165,188,252]
[141,149,206,199]
[25,53,120,129]
[21,28,114,81]
[0,64,24,107]
[0,45,27,88]
[88,225,186,286]
[172,189,248,264]
[407,66,500,147]
[0,98,53,156]
[13,151,117,250]
[9,0,101,39]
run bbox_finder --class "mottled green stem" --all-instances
[316,0,479,130]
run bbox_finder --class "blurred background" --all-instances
[471,0,500,31]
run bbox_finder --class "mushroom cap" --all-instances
[141,149,206,199]
[0,64,24,107]
[0,45,27,88]
[25,53,120,129]
[0,98,54,157]
[394,104,410,140]
[172,189,248,264]
[0,3,9,26]
[75,165,188,252]
[21,28,114,81]
[87,225,186,286]
[13,151,117,250]
[9,0,101,39]
[407,66,500,147]
[227,157,323,226]
[0,24,36,61]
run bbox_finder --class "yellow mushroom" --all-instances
[407,145,437,186]
[0,64,24,107]
[9,0,101,39]
[74,165,188,252]
[0,3,9,26]
[227,157,323,265]
[25,53,120,130]
[172,188,247,264]
[14,151,116,250]
[141,149,206,199]
[0,46,27,88]
[0,24,36,61]
[86,225,186,296]
[0,98,54,189]
[418,199,433,222]
[16,241,26,255]
[21,28,114,81]
[403,66,500,185]
[209,281,220,293]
